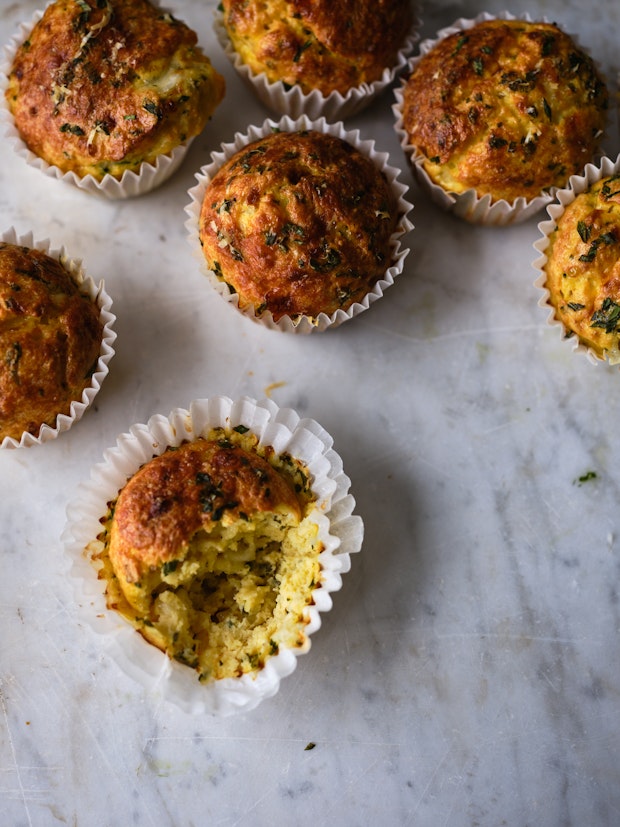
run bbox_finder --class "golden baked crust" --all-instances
[401,19,608,204]
[198,130,399,322]
[109,437,303,584]
[6,0,225,180]
[0,243,102,440]
[99,430,321,681]
[544,174,620,363]
[222,0,412,95]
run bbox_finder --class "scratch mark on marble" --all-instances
[321,756,386,820]
[39,632,161,827]
[366,321,542,345]
[540,497,563,521]
[434,632,598,645]
[403,738,455,825]
[476,418,521,436]
[343,626,351,658]
[539,669,560,692]
[229,778,283,826]
[0,680,33,827]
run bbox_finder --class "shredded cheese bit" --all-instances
[78,1,113,52]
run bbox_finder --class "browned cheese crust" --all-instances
[401,19,608,204]
[198,130,399,321]
[109,438,303,584]
[6,0,225,179]
[544,174,620,363]
[222,0,412,95]
[0,243,102,440]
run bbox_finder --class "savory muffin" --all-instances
[5,0,225,180]
[97,428,323,682]
[197,129,399,323]
[543,173,620,364]
[220,0,413,96]
[0,243,103,441]
[399,18,608,205]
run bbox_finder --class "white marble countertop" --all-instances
[1,1,619,825]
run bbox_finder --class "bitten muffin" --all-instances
[97,428,322,682]
[5,0,225,180]
[0,243,103,441]
[220,0,412,96]
[543,173,620,364]
[400,18,608,204]
[197,129,399,323]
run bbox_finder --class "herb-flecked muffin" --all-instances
[5,0,225,181]
[542,173,620,364]
[220,0,413,96]
[399,18,608,205]
[0,242,103,441]
[96,428,322,682]
[197,129,399,323]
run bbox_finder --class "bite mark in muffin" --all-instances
[95,428,323,682]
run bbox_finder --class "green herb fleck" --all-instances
[577,221,590,243]
[472,58,484,75]
[541,34,555,56]
[453,35,468,54]
[143,100,162,120]
[590,297,620,333]
[60,122,85,136]
[304,742,316,751]
[580,231,617,262]
[233,424,250,434]
[293,41,312,63]
[574,470,597,486]
[162,560,179,576]
[567,302,585,311]
[489,135,508,149]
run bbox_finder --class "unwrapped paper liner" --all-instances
[63,395,364,715]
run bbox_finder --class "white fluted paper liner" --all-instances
[62,395,364,715]
[0,6,193,199]
[0,227,116,449]
[393,11,610,226]
[185,114,413,334]
[214,6,420,121]
[532,153,620,367]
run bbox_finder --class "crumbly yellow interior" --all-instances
[93,429,322,682]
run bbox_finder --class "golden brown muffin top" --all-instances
[222,0,412,94]
[544,174,620,363]
[401,19,608,204]
[6,0,225,179]
[109,438,303,583]
[198,130,399,321]
[0,243,102,440]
